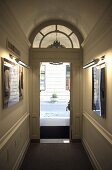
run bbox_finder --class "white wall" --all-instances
[0,1,30,169]
[82,2,112,169]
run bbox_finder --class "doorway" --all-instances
[40,62,71,140]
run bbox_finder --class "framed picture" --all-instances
[92,64,106,117]
[2,58,23,108]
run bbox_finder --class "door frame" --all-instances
[39,61,72,140]
[29,48,83,140]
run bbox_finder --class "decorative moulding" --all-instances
[83,113,112,145]
[0,113,29,151]
[13,139,30,170]
[82,138,102,170]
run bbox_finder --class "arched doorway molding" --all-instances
[29,20,83,140]
[29,19,84,47]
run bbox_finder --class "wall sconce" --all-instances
[15,58,30,69]
[83,56,105,69]
[97,55,105,66]
[9,54,15,60]
[9,54,30,69]
[83,59,99,69]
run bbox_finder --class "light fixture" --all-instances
[4,60,15,68]
[50,62,63,65]
[8,54,17,64]
[96,55,105,66]
[47,31,65,48]
[9,54,30,69]
[83,59,99,69]
[83,56,106,69]
[9,54,15,59]
[15,58,30,69]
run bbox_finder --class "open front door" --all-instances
[40,62,71,139]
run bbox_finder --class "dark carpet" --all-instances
[20,142,94,170]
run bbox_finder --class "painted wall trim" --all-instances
[13,139,30,170]
[31,48,82,52]
[30,49,82,66]
[82,137,102,170]
[83,113,112,145]
[0,113,29,151]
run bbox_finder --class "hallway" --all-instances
[0,1,112,170]
[20,141,93,170]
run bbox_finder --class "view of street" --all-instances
[40,62,70,126]
[40,101,70,117]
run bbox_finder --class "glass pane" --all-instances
[41,25,55,35]
[57,25,72,35]
[41,32,72,48]
[33,33,43,48]
[70,33,80,48]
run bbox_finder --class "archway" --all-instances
[29,21,83,142]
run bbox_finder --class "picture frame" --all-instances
[2,58,23,108]
[92,64,106,117]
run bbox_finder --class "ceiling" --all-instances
[4,0,111,40]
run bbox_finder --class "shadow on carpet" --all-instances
[19,142,94,170]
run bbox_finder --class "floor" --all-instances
[19,141,94,170]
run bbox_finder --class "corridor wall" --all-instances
[82,3,112,170]
[0,1,30,170]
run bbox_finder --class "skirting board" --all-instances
[82,138,102,170]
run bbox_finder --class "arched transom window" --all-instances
[33,25,80,48]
